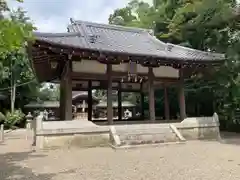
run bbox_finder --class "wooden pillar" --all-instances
[59,58,72,120]
[179,68,186,120]
[59,77,65,120]
[148,67,155,122]
[118,82,122,121]
[164,85,170,120]
[88,80,92,121]
[107,64,113,125]
[140,83,145,120]
[64,60,72,120]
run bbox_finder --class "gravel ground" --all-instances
[1,130,240,180]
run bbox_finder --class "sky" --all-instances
[9,0,238,33]
[8,0,151,33]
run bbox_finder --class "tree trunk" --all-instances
[10,57,16,113]
[10,79,16,113]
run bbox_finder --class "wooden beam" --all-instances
[148,67,155,122]
[140,83,145,120]
[71,72,179,82]
[118,82,122,121]
[60,59,73,120]
[59,76,65,120]
[87,80,93,121]
[179,68,186,120]
[72,87,141,92]
[107,64,113,125]
[164,85,170,120]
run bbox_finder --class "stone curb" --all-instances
[109,141,186,150]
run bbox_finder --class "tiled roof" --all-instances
[34,19,225,62]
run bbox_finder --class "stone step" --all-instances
[109,124,186,147]
[112,124,181,146]
[115,124,170,130]
[120,132,178,146]
[119,132,176,140]
[115,125,171,134]
[117,127,172,135]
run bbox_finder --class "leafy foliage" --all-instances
[109,0,240,130]
[0,112,6,124]
[0,1,35,56]
[0,1,41,119]
[38,84,60,101]
[5,109,25,129]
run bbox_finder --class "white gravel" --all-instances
[1,130,240,180]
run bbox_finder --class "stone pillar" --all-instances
[140,83,145,120]
[35,112,44,149]
[118,82,122,121]
[179,68,186,120]
[88,80,93,121]
[148,67,156,122]
[25,112,33,140]
[0,124,4,142]
[82,100,86,113]
[36,112,43,130]
[164,85,170,120]
[32,116,37,146]
[107,64,113,125]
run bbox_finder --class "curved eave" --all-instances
[33,38,225,65]
[28,36,225,82]
[28,43,63,83]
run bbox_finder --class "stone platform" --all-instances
[42,120,98,129]
[32,113,220,149]
[36,120,109,149]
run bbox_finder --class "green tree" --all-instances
[0,1,39,116]
[109,0,240,128]
[0,0,34,56]
[0,7,36,112]
[38,84,60,101]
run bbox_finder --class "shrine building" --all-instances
[28,19,225,125]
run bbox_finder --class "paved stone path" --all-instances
[1,130,240,180]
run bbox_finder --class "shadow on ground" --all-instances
[0,150,78,180]
[219,131,240,146]
[0,129,80,180]
[0,151,55,180]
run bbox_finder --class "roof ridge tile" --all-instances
[70,18,151,33]
[34,32,82,38]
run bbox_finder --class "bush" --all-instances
[5,109,25,129]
